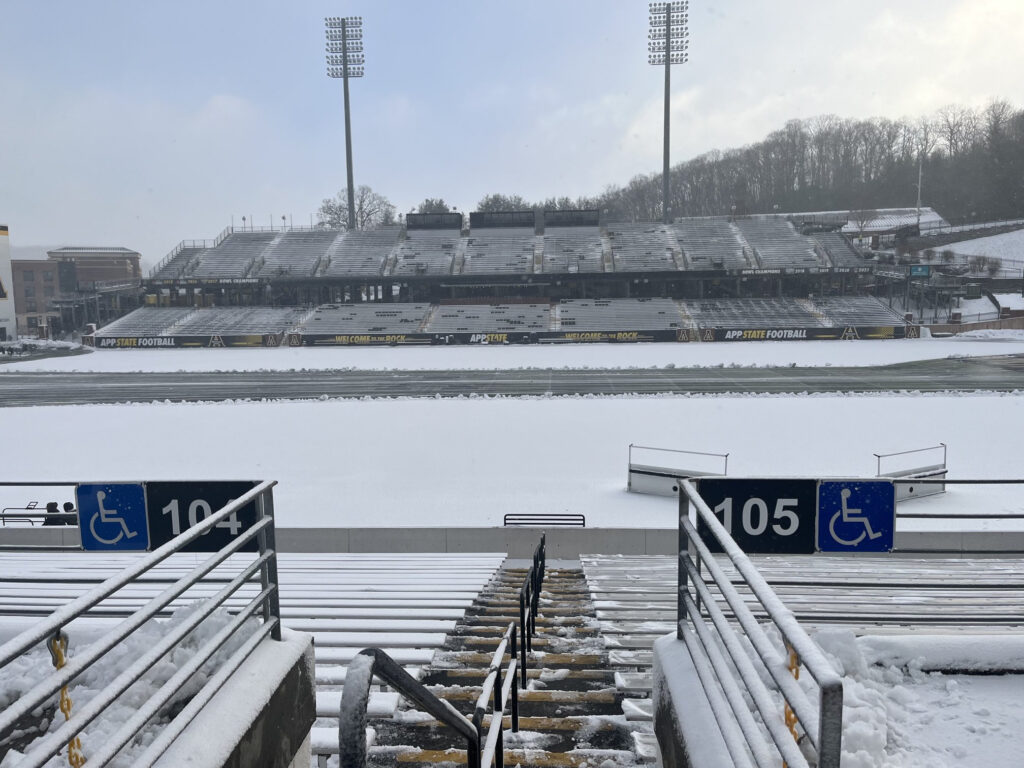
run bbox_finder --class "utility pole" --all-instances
[648,2,690,225]
[325,16,365,231]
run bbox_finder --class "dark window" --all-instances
[28,316,39,328]
[26,299,37,312]
[22,270,35,281]
[44,286,54,297]
[24,285,35,297]
[43,271,54,282]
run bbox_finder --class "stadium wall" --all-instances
[82,326,908,348]
[0,225,16,341]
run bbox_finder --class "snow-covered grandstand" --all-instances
[88,296,912,348]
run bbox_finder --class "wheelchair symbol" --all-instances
[88,490,140,545]
[828,488,883,546]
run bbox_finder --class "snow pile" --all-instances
[802,630,1024,768]
[0,606,259,768]
[992,293,1024,312]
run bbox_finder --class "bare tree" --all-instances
[849,208,879,239]
[318,186,396,230]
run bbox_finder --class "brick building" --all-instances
[12,246,142,337]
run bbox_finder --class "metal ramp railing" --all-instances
[0,481,282,767]
[677,479,844,768]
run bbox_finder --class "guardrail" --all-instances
[339,623,520,768]
[503,513,584,527]
[0,481,282,767]
[677,479,843,768]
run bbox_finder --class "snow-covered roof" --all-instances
[47,246,140,257]
[840,208,948,234]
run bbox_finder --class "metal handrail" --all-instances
[474,623,520,768]
[874,443,946,476]
[340,630,521,768]
[0,480,281,767]
[629,443,729,475]
[518,534,545,686]
[678,479,843,768]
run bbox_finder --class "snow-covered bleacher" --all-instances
[673,218,748,270]
[559,298,685,330]
[607,224,678,271]
[166,307,308,335]
[391,230,459,277]
[680,298,827,329]
[812,232,864,268]
[255,230,339,278]
[323,228,400,278]
[188,232,278,279]
[94,307,196,337]
[463,227,535,274]
[736,218,823,269]
[813,296,906,325]
[424,303,551,333]
[0,551,505,768]
[294,303,431,334]
[150,244,206,280]
[542,226,604,273]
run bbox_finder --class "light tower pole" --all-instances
[325,16,365,231]
[648,2,690,225]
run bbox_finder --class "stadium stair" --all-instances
[343,563,656,768]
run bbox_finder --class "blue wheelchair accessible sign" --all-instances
[817,480,895,552]
[76,483,150,551]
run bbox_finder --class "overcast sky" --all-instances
[2,0,1022,268]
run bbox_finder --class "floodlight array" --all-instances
[324,15,365,79]
[648,0,690,66]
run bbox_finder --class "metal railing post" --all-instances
[256,486,283,641]
[677,483,688,637]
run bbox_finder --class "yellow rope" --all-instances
[49,631,87,768]
[782,643,800,768]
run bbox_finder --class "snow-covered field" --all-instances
[945,227,1024,260]
[3,393,1023,529]
[4,333,1024,373]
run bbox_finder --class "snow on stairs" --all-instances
[357,564,656,768]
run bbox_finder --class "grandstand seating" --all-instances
[165,307,309,335]
[542,227,604,274]
[559,298,685,330]
[672,218,748,270]
[323,228,400,278]
[462,227,536,274]
[813,296,906,325]
[391,230,459,277]
[150,245,206,280]
[188,232,278,279]
[680,298,827,329]
[607,224,677,271]
[94,307,197,337]
[735,218,824,269]
[294,303,432,334]
[812,232,864,268]
[424,304,551,333]
[255,230,339,278]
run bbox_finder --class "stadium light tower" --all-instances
[325,16,365,231]
[648,2,690,225]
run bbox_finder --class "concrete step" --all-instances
[368,714,635,754]
[367,746,638,767]
[421,667,615,692]
[429,686,621,718]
